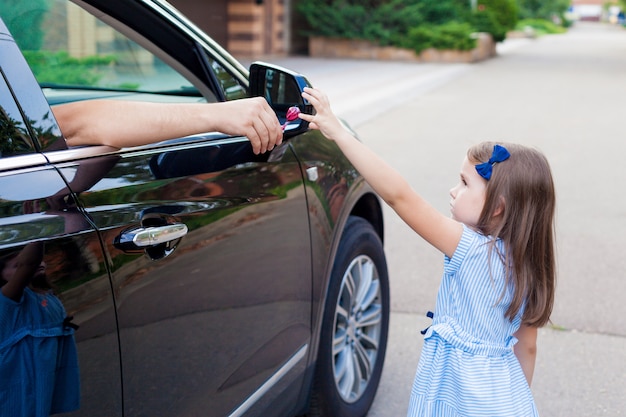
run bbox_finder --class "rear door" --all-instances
[0,21,123,416]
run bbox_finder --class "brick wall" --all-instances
[227,0,286,57]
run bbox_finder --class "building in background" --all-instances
[569,0,619,21]
[169,0,307,58]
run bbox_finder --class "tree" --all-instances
[518,0,571,20]
[0,0,50,50]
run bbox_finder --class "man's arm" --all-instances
[52,97,283,154]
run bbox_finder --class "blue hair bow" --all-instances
[475,144,510,180]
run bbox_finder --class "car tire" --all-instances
[308,216,390,417]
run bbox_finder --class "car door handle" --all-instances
[115,224,188,249]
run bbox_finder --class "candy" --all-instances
[286,106,301,121]
[282,106,301,130]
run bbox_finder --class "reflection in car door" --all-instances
[0,163,126,417]
[66,135,312,416]
[1,32,123,416]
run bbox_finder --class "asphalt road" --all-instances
[270,21,626,417]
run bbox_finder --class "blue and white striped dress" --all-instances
[407,225,539,417]
[0,288,80,416]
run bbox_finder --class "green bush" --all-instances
[297,0,425,45]
[403,21,477,54]
[479,0,518,30]
[517,0,572,31]
[470,9,507,42]
[296,0,518,52]
[296,2,368,39]
[518,0,570,21]
[416,0,469,25]
[515,18,567,35]
[476,0,518,41]
[22,50,116,86]
[366,0,425,45]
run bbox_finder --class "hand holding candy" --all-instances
[282,106,301,130]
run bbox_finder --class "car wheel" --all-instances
[309,216,389,417]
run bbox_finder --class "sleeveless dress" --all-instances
[0,287,80,416]
[407,225,539,417]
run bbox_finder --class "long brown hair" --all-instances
[468,142,556,327]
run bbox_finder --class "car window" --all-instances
[0,71,36,158]
[207,55,247,101]
[1,0,211,103]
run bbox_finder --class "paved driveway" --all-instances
[268,21,626,417]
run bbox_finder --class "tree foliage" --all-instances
[517,0,571,20]
[23,51,116,86]
[0,0,49,50]
[297,0,522,51]
[402,21,477,53]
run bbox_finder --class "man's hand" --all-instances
[216,97,283,154]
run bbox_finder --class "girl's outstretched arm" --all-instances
[513,324,537,386]
[1,242,44,301]
[300,87,462,257]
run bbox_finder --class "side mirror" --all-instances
[249,62,314,138]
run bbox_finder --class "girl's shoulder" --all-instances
[449,224,489,253]
[445,225,502,272]
[0,285,31,305]
[460,224,503,249]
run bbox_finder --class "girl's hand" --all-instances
[299,87,347,142]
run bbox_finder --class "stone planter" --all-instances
[309,33,496,63]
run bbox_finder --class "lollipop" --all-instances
[282,106,301,130]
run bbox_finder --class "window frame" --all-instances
[74,0,249,103]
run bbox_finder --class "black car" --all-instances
[0,1,389,416]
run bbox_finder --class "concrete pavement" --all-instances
[263,22,626,417]
[250,37,531,128]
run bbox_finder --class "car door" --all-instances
[66,136,313,417]
[3,1,315,414]
[0,23,123,417]
[30,3,313,416]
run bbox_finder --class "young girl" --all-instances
[0,243,80,416]
[299,87,555,416]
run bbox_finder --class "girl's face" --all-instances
[449,156,487,228]
[1,254,47,285]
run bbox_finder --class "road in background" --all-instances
[268,21,626,417]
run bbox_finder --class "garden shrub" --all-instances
[470,8,507,42]
[476,0,518,41]
[297,0,519,52]
[22,50,116,86]
[403,21,476,54]
[367,0,425,45]
[416,0,469,25]
[296,1,367,40]
[518,0,571,21]
[515,18,567,35]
